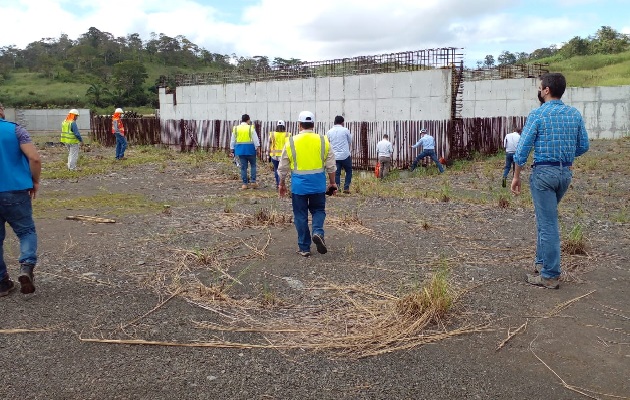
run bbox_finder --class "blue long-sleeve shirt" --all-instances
[514,100,589,166]
[71,121,83,142]
[412,134,435,150]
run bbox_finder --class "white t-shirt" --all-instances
[504,132,520,153]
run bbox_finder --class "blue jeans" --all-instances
[115,132,127,159]
[529,166,572,279]
[292,193,326,252]
[503,152,515,178]
[238,155,257,184]
[271,159,280,187]
[411,149,444,173]
[335,156,353,190]
[0,190,38,279]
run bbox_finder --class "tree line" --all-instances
[1,26,628,109]
[0,27,303,109]
[476,26,630,69]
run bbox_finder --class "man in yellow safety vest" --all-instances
[278,111,337,257]
[230,114,260,189]
[268,120,291,189]
[60,109,83,170]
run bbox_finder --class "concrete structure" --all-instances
[159,69,452,123]
[2,108,91,133]
[462,78,630,139]
[160,72,630,140]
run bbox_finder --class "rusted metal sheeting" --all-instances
[91,116,161,146]
[95,116,527,169]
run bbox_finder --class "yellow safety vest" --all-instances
[285,132,329,175]
[234,124,254,144]
[270,131,290,157]
[61,120,80,144]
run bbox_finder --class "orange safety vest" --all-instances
[112,116,125,135]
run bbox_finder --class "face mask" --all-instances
[537,90,545,105]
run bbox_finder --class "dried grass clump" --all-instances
[562,223,587,255]
[253,207,292,226]
[397,267,453,322]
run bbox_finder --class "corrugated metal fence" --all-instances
[91,116,527,169]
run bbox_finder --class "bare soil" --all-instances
[1,138,628,400]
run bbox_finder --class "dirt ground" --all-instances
[0,137,628,400]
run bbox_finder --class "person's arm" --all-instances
[346,129,352,151]
[253,128,260,148]
[574,116,589,157]
[20,143,42,199]
[230,127,236,151]
[411,137,423,149]
[324,142,338,194]
[71,121,83,142]
[512,114,537,195]
[277,146,290,197]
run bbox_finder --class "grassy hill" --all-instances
[534,50,630,87]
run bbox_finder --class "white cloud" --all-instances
[0,0,626,68]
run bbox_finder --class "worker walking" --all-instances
[0,102,41,296]
[269,120,290,189]
[60,109,83,170]
[230,114,260,189]
[278,111,337,257]
[112,108,127,160]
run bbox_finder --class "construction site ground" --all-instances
[1,136,628,400]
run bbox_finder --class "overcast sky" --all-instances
[1,0,628,67]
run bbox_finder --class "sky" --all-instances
[0,0,629,67]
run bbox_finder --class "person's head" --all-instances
[334,115,344,125]
[114,107,123,116]
[516,127,522,134]
[68,109,79,120]
[538,73,566,104]
[420,128,427,136]
[298,111,315,130]
[0,102,4,119]
[383,134,389,140]
[241,114,250,124]
[276,120,286,132]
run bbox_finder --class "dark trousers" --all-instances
[335,156,352,190]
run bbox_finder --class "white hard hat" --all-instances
[69,109,79,115]
[298,111,315,123]
[115,108,123,114]
[277,120,285,126]
[420,128,427,134]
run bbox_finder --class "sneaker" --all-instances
[240,184,248,190]
[343,189,350,194]
[250,182,259,189]
[296,250,311,257]
[18,264,36,294]
[312,234,328,254]
[534,263,543,273]
[502,177,507,188]
[0,276,15,297]
[525,273,559,289]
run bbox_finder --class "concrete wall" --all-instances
[159,69,452,123]
[462,79,630,139]
[2,108,91,133]
[159,70,629,141]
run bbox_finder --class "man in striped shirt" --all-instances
[512,73,589,289]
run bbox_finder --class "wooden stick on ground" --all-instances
[496,321,527,351]
[66,215,116,223]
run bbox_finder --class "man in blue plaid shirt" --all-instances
[512,73,589,289]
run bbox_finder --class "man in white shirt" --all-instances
[502,127,521,187]
[376,134,394,179]
[326,116,352,194]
